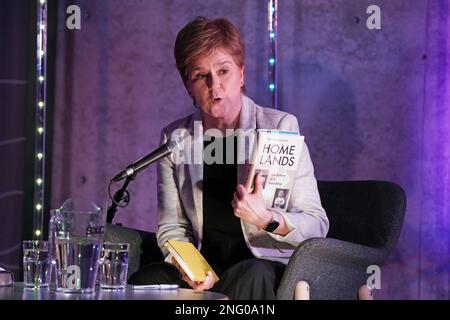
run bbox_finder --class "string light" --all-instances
[34,0,48,240]
[268,0,278,109]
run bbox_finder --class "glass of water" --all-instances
[22,240,51,288]
[98,242,129,289]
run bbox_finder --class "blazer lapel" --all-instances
[237,95,264,241]
[186,110,204,244]
[237,94,257,185]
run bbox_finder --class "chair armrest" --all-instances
[277,237,385,300]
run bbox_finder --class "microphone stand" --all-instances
[107,173,136,224]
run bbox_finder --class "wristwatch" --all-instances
[263,212,280,233]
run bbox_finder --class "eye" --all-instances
[194,73,207,80]
[219,69,229,75]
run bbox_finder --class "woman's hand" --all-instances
[232,172,272,229]
[171,257,216,291]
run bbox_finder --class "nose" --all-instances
[207,73,221,91]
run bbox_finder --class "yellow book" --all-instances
[164,240,219,283]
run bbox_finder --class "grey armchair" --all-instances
[105,180,406,300]
[277,180,406,300]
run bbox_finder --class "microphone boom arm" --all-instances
[107,173,135,224]
[107,136,180,223]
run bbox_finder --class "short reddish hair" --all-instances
[174,17,245,86]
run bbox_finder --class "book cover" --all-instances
[245,130,304,212]
[164,240,219,283]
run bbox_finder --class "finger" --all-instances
[180,271,188,282]
[182,274,196,288]
[231,193,238,208]
[192,280,208,291]
[253,172,263,194]
[232,201,242,217]
[171,258,181,272]
[206,271,215,289]
[233,208,241,218]
[232,193,240,206]
[194,272,214,291]
[174,262,192,284]
[232,191,238,201]
[236,184,247,199]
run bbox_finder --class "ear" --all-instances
[240,66,245,87]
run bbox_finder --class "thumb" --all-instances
[253,172,263,194]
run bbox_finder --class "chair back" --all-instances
[318,180,406,253]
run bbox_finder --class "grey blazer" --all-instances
[156,94,329,265]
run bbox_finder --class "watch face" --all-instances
[265,220,280,233]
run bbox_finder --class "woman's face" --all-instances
[186,48,244,125]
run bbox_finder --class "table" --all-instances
[0,283,228,300]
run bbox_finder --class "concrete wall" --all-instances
[51,0,450,299]
[0,0,31,277]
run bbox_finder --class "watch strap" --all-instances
[263,212,280,233]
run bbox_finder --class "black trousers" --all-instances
[128,258,286,300]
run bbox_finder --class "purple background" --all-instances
[49,0,449,299]
[0,0,31,276]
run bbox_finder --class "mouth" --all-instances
[211,97,222,104]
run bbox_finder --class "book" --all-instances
[164,240,219,283]
[245,130,304,212]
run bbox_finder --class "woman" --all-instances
[129,16,329,300]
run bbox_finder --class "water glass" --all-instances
[22,240,51,288]
[98,242,129,289]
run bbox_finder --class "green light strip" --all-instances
[33,0,48,239]
[268,0,278,109]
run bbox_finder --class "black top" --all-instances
[201,134,254,276]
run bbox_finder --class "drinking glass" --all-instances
[98,242,129,289]
[22,240,51,288]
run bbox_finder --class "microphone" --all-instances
[112,136,180,182]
